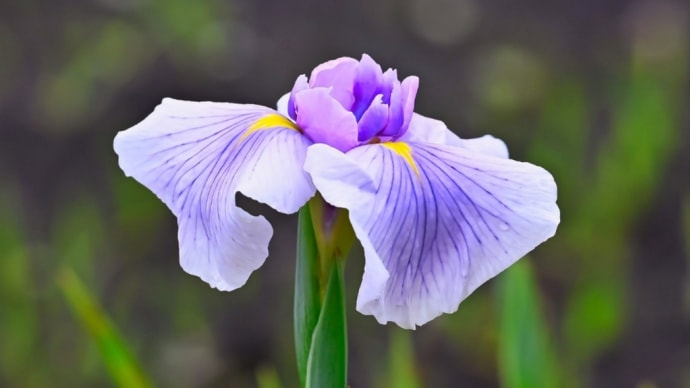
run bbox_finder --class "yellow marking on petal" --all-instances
[241,114,299,141]
[381,141,420,176]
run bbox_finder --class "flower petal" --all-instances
[459,135,509,158]
[114,98,315,290]
[287,74,308,120]
[401,113,509,158]
[276,92,290,116]
[357,94,389,142]
[294,88,359,152]
[380,77,404,137]
[304,142,558,328]
[399,113,449,144]
[400,76,419,134]
[352,54,384,119]
[308,57,359,109]
[379,69,397,104]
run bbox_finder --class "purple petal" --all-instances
[380,79,404,136]
[114,98,316,291]
[357,94,389,142]
[294,88,359,152]
[401,113,509,158]
[379,69,397,104]
[352,54,384,119]
[308,57,359,110]
[399,76,419,134]
[304,141,559,328]
[398,113,450,144]
[288,75,308,120]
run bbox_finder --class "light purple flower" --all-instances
[113,54,559,329]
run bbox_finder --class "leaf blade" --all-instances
[497,260,560,388]
[57,267,151,388]
[306,261,347,388]
[294,205,322,386]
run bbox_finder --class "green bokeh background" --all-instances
[0,0,688,386]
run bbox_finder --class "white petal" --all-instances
[276,92,290,116]
[457,135,509,159]
[114,98,315,290]
[305,142,558,328]
[399,113,449,144]
[401,113,509,158]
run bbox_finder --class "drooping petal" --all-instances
[114,98,315,290]
[399,113,449,144]
[459,135,509,158]
[401,113,509,158]
[294,88,359,152]
[304,142,558,329]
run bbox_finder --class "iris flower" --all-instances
[114,54,559,329]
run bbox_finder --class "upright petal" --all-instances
[304,142,558,328]
[357,94,389,142]
[114,98,315,290]
[287,75,308,120]
[380,79,404,137]
[352,54,384,119]
[308,57,359,109]
[399,76,419,134]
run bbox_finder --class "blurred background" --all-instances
[0,0,688,387]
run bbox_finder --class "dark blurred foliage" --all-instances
[0,0,688,387]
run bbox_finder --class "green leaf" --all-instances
[563,278,624,368]
[306,261,347,388]
[497,260,560,388]
[294,205,322,386]
[57,267,151,388]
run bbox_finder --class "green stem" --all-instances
[306,260,347,388]
[294,197,353,388]
[294,206,321,386]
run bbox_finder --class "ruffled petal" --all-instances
[308,57,359,109]
[114,98,315,290]
[380,78,404,136]
[401,113,509,158]
[399,76,419,134]
[352,54,384,119]
[294,88,359,152]
[286,74,308,120]
[304,142,558,328]
[357,94,389,142]
[379,69,397,104]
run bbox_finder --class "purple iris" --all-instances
[284,54,419,151]
[113,54,559,329]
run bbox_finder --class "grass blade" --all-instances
[57,266,151,388]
